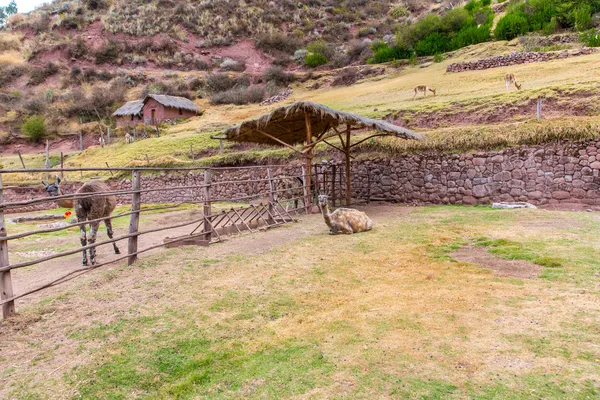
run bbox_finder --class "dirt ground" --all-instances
[1,204,599,399]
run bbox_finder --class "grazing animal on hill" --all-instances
[504,73,521,91]
[274,175,305,211]
[413,85,436,99]
[317,194,373,235]
[99,136,105,148]
[41,177,120,265]
[125,132,133,144]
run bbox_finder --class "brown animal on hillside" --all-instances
[42,177,120,265]
[504,73,521,91]
[318,194,373,234]
[413,85,436,99]
[125,132,133,144]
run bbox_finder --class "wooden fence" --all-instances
[0,164,347,319]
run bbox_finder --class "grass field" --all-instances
[1,205,599,399]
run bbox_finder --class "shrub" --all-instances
[433,53,444,63]
[68,38,88,59]
[187,77,204,91]
[220,58,246,72]
[450,24,491,49]
[210,86,265,105]
[347,39,372,61]
[0,64,27,86]
[263,66,295,86]
[367,43,412,64]
[307,40,335,59]
[542,17,557,35]
[94,40,120,64]
[206,73,236,93]
[415,32,449,56]
[580,30,600,47]
[389,5,408,19]
[256,33,303,55]
[28,62,59,86]
[494,13,529,41]
[441,8,474,33]
[22,115,46,142]
[23,97,46,114]
[305,52,328,67]
[575,4,592,32]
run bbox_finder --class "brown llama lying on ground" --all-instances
[41,177,120,265]
[318,194,373,235]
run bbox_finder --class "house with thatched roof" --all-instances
[112,94,200,127]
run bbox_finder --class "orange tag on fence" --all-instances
[64,211,72,219]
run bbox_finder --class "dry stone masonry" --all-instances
[350,139,600,206]
[446,48,595,73]
[5,140,600,213]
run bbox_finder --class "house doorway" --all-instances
[151,109,156,124]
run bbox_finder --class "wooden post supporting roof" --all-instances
[345,124,351,206]
[304,112,312,213]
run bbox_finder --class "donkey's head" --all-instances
[515,82,522,90]
[41,176,63,197]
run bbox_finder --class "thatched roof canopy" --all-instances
[212,101,423,145]
[112,95,200,117]
[112,100,144,117]
[146,94,200,113]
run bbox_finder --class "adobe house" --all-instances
[112,94,200,127]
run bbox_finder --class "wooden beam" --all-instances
[253,129,303,154]
[302,130,342,153]
[304,112,313,213]
[322,139,356,159]
[345,124,351,206]
[349,133,390,148]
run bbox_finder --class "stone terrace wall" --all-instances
[351,139,600,206]
[5,139,600,213]
[446,48,595,73]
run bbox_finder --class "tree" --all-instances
[0,0,18,26]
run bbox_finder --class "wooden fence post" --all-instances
[203,169,212,242]
[79,131,83,151]
[301,166,309,214]
[17,151,26,169]
[107,127,111,145]
[219,139,223,155]
[331,164,337,207]
[267,168,275,223]
[60,152,64,179]
[537,97,542,121]
[0,175,15,319]
[44,140,50,181]
[128,170,141,266]
[339,165,343,207]
[133,125,137,141]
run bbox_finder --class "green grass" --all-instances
[4,206,600,399]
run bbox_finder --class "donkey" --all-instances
[274,175,305,211]
[42,177,120,265]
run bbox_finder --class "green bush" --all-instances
[367,43,413,64]
[306,41,335,59]
[304,53,328,68]
[580,30,600,47]
[450,24,491,49]
[22,115,46,142]
[542,16,557,35]
[575,4,592,31]
[433,53,444,63]
[415,32,449,56]
[94,40,120,65]
[494,13,529,40]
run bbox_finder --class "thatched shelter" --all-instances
[213,101,423,207]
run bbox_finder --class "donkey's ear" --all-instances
[41,180,48,188]
[55,176,61,185]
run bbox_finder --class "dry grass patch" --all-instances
[1,205,599,398]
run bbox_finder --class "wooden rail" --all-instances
[0,165,324,318]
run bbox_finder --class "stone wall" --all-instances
[350,140,600,205]
[5,139,600,214]
[446,48,595,73]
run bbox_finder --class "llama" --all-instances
[99,136,105,148]
[317,194,373,234]
[125,133,133,144]
[41,177,120,265]
[413,85,436,99]
[504,73,521,91]
[274,175,305,211]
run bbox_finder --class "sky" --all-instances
[1,0,49,14]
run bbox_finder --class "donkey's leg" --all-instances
[88,221,100,265]
[105,219,120,254]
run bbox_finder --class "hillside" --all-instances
[2,0,600,168]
